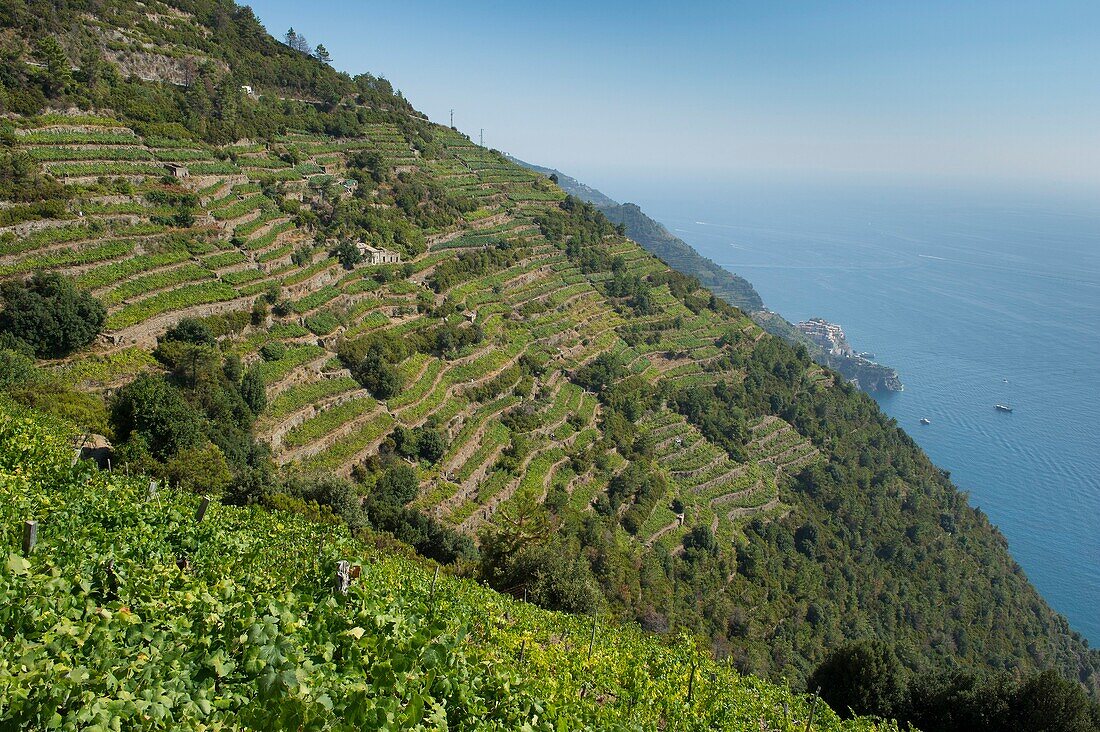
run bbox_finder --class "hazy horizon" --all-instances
[244,1,1100,194]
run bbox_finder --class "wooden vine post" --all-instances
[804,687,820,732]
[22,520,37,555]
[194,496,210,523]
[687,659,697,704]
[430,565,440,603]
[587,612,598,661]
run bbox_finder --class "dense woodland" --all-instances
[1,0,1099,728]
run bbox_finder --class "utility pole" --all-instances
[449,109,454,128]
[480,128,484,147]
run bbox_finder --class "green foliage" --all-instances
[0,404,892,731]
[332,239,362,269]
[161,317,216,346]
[110,373,204,461]
[374,463,419,506]
[239,366,267,415]
[891,666,1100,732]
[428,241,523,293]
[0,149,70,205]
[572,352,627,394]
[387,424,447,464]
[0,273,105,358]
[340,332,408,400]
[260,341,288,361]
[809,640,906,720]
[1,0,1096,716]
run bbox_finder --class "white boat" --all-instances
[994,404,1013,412]
[920,418,931,425]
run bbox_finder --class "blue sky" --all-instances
[244,1,1100,192]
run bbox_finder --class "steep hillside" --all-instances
[0,400,895,731]
[511,157,903,392]
[1,0,1098,709]
[508,156,764,312]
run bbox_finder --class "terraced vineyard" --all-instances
[0,403,893,731]
[7,0,1097,710]
[0,107,804,555]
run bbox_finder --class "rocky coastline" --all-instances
[797,317,903,392]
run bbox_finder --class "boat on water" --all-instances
[994,404,1013,412]
[920,417,931,425]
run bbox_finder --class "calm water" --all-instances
[606,177,1100,643]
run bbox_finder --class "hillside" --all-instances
[510,157,902,392]
[506,157,764,312]
[0,400,895,730]
[1,0,1098,716]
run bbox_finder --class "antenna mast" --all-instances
[449,109,454,127]
[480,129,484,147]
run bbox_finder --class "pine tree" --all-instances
[314,44,331,65]
[33,36,71,96]
[284,27,311,55]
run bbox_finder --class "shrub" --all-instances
[161,317,216,346]
[240,366,266,415]
[375,464,419,507]
[109,374,204,461]
[260,341,288,361]
[809,640,905,720]
[350,345,403,399]
[0,273,105,357]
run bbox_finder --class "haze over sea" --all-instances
[601,176,1100,643]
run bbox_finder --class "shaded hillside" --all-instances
[0,0,1096,707]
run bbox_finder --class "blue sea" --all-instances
[601,175,1100,644]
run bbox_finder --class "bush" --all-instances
[809,640,905,720]
[0,273,105,357]
[109,374,204,461]
[240,366,267,415]
[161,318,216,346]
[374,464,419,507]
[260,341,288,361]
[351,346,402,399]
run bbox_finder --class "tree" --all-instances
[1011,669,1099,732]
[314,44,332,65]
[352,344,403,399]
[0,273,105,358]
[283,27,311,55]
[414,427,446,464]
[239,366,266,416]
[809,640,905,719]
[375,464,419,507]
[165,443,233,494]
[333,239,362,269]
[33,36,71,96]
[161,318,215,346]
[110,374,204,461]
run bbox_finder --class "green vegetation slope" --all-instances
[0,400,894,731]
[0,0,1097,719]
[510,157,903,392]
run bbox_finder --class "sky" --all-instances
[243,1,1100,193]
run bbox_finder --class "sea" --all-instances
[601,175,1100,644]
